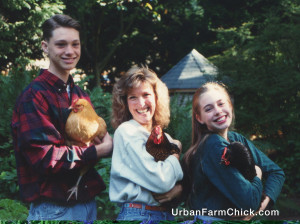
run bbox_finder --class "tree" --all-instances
[211,0,300,193]
[63,0,210,88]
[0,0,65,70]
[63,0,161,88]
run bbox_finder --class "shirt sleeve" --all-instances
[111,124,183,194]
[243,138,285,204]
[14,89,97,175]
[201,135,263,210]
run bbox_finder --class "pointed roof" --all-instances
[161,49,217,92]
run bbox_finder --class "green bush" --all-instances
[88,87,120,219]
[166,94,193,154]
[0,65,37,200]
[0,199,28,220]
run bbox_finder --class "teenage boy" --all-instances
[11,14,113,220]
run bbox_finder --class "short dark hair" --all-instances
[42,14,81,41]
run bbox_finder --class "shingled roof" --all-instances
[161,49,217,93]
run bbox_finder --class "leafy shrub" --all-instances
[166,94,193,154]
[0,199,28,220]
[0,65,37,199]
[95,158,120,220]
[87,87,120,219]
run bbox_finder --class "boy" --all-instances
[11,14,113,220]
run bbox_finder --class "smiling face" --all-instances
[196,88,233,139]
[127,82,156,132]
[42,27,81,81]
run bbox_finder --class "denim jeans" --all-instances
[181,215,222,224]
[117,203,174,223]
[195,215,223,222]
[27,199,97,221]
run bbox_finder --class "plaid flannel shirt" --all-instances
[11,69,105,203]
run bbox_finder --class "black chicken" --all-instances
[221,141,266,202]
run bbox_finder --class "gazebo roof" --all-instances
[161,49,217,92]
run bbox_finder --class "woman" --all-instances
[109,66,183,222]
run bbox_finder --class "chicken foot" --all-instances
[67,166,89,201]
[67,174,83,201]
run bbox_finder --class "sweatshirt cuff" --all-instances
[82,145,98,164]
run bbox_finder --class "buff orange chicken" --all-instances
[65,98,107,201]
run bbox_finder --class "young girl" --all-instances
[109,66,183,222]
[182,82,285,220]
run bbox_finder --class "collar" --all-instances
[39,69,75,92]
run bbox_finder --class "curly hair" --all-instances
[111,66,170,130]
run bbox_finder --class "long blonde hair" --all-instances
[111,66,170,129]
[182,82,235,198]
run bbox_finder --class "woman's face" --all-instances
[196,88,233,138]
[127,82,156,131]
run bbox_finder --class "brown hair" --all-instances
[111,66,170,130]
[42,14,81,41]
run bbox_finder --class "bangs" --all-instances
[126,74,155,95]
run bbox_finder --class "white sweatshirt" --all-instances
[109,119,183,206]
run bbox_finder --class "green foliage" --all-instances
[166,94,193,154]
[63,0,162,87]
[0,64,37,199]
[88,86,113,134]
[1,0,300,218]
[95,158,120,220]
[211,0,300,194]
[86,86,119,219]
[0,154,18,199]
[0,199,28,220]
[0,0,64,70]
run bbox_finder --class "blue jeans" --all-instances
[117,203,174,223]
[27,199,97,221]
[181,215,222,224]
[195,215,223,222]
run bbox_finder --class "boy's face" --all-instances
[42,27,81,76]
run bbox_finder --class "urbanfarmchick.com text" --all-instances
[172,208,279,217]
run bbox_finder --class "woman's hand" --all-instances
[152,183,183,203]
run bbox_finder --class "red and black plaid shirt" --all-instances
[11,69,105,203]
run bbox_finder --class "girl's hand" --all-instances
[152,183,183,203]
[241,195,270,220]
[255,165,262,179]
[259,195,270,211]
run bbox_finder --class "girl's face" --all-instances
[127,82,156,131]
[196,88,233,139]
